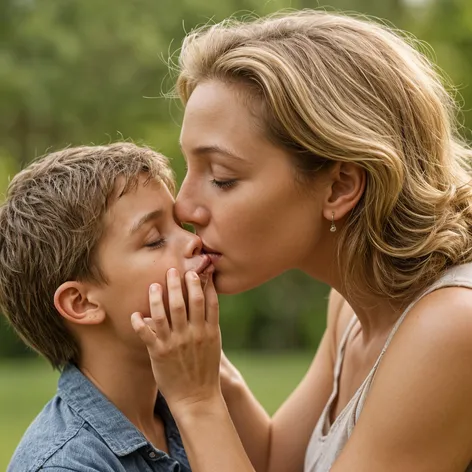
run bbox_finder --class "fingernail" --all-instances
[150,283,159,293]
[168,268,178,277]
[190,271,199,280]
[130,312,140,327]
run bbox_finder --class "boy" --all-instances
[0,143,213,471]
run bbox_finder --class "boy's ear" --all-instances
[54,281,106,325]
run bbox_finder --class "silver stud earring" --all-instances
[330,212,337,233]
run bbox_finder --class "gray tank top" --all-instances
[305,263,472,472]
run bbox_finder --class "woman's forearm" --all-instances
[224,380,271,472]
[172,396,256,472]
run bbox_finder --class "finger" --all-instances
[143,317,156,332]
[204,273,219,327]
[131,312,158,347]
[166,268,187,333]
[185,271,205,327]
[149,283,171,341]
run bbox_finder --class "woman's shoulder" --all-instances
[375,285,472,404]
[404,285,472,346]
[329,285,472,471]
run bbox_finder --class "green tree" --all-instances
[1,0,471,358]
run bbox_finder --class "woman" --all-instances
[132,10,472,472]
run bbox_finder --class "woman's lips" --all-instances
[206,253,222,265]
[202,244,222,265]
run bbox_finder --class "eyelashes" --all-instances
[145,238,166,249]
[210,179,237,189]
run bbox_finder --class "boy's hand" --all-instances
[131,268,222,412]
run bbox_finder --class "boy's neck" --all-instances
[78,349,168,451]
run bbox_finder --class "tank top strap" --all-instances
[318,314,358,434]
[379,262,472,358]
[353,262,472,422]
[320,315,357,424]
[333,315,358,383]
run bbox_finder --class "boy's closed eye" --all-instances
[145,238,166,249]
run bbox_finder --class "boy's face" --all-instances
[91,175,210,347]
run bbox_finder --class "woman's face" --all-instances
[176,81,328,294]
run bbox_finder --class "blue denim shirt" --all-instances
[8,364,191,472]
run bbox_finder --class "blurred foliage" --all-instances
[1,0,471,358]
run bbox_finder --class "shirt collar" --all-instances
[57,364,174,457]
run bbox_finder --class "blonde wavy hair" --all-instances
[175,10,472,303]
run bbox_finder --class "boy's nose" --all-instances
[184,230,203,258]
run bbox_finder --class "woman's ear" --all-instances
[54,281,106,325]
[322,161,365,222]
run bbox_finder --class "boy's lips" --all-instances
[195,254,213,274]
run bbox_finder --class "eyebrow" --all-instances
[180,143,246,163]
[129,209,163,236]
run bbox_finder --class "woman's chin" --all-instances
[214,271,268,295]
[214,275,237,294]
[214,272,243,295]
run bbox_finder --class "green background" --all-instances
[1,0,471,467]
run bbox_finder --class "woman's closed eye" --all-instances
[210,179,237,190]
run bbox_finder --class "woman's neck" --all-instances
[303,251,405,342]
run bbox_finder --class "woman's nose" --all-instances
[175,179,210,228]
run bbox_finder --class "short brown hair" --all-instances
[0,143,175,369]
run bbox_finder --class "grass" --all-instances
[0,351,313,469]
